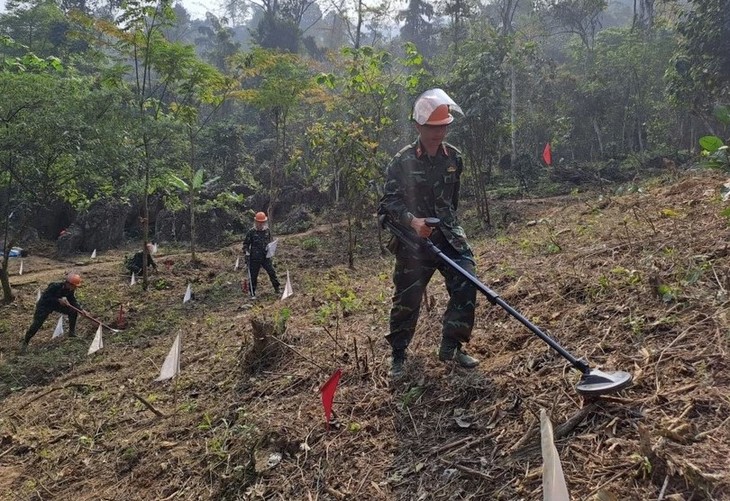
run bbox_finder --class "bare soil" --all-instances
[1,170,728,500]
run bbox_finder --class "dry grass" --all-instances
[1,170,728,500]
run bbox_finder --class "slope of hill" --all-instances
[1,170,728,500]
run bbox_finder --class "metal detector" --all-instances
[382,216,632,397]
[246,256,256,299]
[67,303,120,333]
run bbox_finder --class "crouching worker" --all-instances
[126,242,157,275]
[20,273,85,353]
[243,212,280,297]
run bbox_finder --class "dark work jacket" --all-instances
[39,282,81,310]
[243,228,272,262]
[128,251,157,272]
[378,139,471,255]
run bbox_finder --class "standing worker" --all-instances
[20,273,86,353]
[242,212,281,298]
[378,88,479,378]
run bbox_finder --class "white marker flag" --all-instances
[130,272,136,286]
[152,243,158,254]
[234,256,240,271]
[91,249,97,259]
[52,316,64,338]
[183,284,192,303]
[540,408,570,501]
[155,333,181,382]
[19,260,23,275]
[36,289,41,303]
[281,270,293,300]
[266,239,278,258]
[88,325,104,354]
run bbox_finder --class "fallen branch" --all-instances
[508,403,598,462]
[131,392,166,418]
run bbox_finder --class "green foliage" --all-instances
[401,385,426,408]
[276,307,291,332]
[698,135,729,170]
[300,237,321,251]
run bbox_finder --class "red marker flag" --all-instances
[542,142,552,166]
[320,368,342,430]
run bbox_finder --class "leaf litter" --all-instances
[0,171,728,500]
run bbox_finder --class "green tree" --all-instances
[669,0,730,132]
[398,0,436,58]
[232,47,313,225]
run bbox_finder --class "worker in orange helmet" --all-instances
[242,211,281,298]
[20,273,86,353]
[378,88,479,378]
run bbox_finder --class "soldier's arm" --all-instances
[378,156,415,227]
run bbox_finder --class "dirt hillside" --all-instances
[0,170,728,500]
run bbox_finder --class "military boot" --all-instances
[438,339,479,369]
[390,349,406,378]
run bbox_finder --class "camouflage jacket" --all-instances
[243,228,272,261]
[378,140,471,255]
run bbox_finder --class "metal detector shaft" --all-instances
[382,217,590,375]
[67,303,119,333]
[246,257,255,298]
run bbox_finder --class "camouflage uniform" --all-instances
[378,140,477,354]
[243,227,281,295]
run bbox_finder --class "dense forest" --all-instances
[1,0,729,300]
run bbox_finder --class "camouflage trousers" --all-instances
[385,244,477,352]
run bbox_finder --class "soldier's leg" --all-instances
[385,253,437,377]
[56,305,79,336]
[249,260,263,295]
[262,259,281,292]
[438,250,479,368]
[23,305,52,344]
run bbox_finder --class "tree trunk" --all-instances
[510,63,517,165]
[592,118,604,157]
[189,128,197,262]
[142,137,151,291]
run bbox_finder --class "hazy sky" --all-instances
[0,0,213,20]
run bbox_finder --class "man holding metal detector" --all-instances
[379,88,479,378]
[379,90,633,394]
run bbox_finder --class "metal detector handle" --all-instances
[381,214,591,374]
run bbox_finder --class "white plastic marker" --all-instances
[130,272,136,286]
[234,256,240,271]
[540,408,570,500]
[266,239,278,258]
[52,316,64,338]
[155,333,181,382]
[91,249,97,259]
[281,270,293,300]
[183,284,192,303]
[152,243,158,254]
[19,260,23,275]
[88,325,104,354]
[36,289,41,303]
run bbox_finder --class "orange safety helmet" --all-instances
[66,273,82,286]
[424,104,453,125]
[412,88,463,126]
[254,212,268,223]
